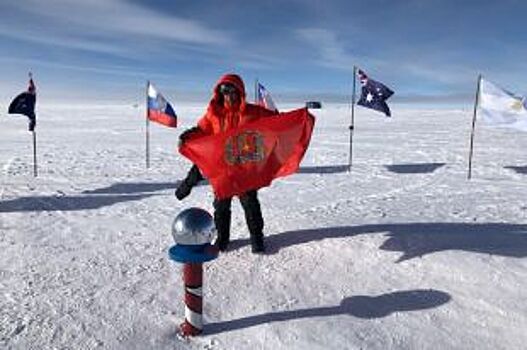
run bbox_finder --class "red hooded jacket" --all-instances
[197,74,276,134]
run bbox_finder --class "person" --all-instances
[176,73,277,253]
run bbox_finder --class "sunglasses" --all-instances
[218,83,239,96]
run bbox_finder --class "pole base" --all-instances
[179,321,202,337]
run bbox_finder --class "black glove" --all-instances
[178,126,200,146]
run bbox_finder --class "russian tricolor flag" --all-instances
[147,82,177,128]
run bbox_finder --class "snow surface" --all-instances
[1,102,526,350]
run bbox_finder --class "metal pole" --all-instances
[146,81,150,169]
[467,74,481,180]
[32,131,37,177]
[348,66,357,171]
[255,78,258,104]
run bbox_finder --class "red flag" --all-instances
[180,108,315,199]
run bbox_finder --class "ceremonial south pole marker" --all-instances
[168,208,218,337]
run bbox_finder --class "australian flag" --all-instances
[357,69,394,117]
[8,75,37,131]
[147,82,177,127]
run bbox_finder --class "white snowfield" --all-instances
[1,103,526,350]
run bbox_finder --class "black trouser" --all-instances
[213,190,264,246]
[184,164,204,187]
[183,165,264,245]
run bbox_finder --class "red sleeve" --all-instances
[197,112,213,134]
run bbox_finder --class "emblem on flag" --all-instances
[224,131,265,165]
[478,77,527,131]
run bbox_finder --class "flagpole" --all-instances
[255,78,258,104]
[30,71,37,177]
[32,130,38,177]
[467,74,481,180]
[348,66,357,171]
[146,80,150,169]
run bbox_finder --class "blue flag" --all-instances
[357,69,393,117]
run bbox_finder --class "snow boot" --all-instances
[250,234,265,254]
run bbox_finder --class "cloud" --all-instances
[0,56,165,79]
[294,27,390,73]
[293,26,481,93]
[0,0,234,55]
[0,24,129,56]
[295,28,355,71]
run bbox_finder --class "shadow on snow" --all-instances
[504,165,527,175]
[0,180,212,212]
[0,194,155,212]
[384,163,445,174]
[82,180,209,195]
[82,182,177,194]
[297,165,349,174]
[205,289,451,335]
[230,222,527,261]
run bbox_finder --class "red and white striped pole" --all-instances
[169,208,218,337]
[180,263,204,336]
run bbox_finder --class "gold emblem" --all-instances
[225,131,265,165]
[511,98,523,111]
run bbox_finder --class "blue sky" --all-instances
[0,0,526,105]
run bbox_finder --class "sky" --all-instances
[0,0,526,105]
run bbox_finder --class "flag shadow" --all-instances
[384,163,446,174]
[297,165,349,174]
[204,289,451,335]
[82,180,208,195]
[504,166,527,175]
[0,193,154,212]
[230,222,527,261]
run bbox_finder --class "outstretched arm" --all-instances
[178,126,201,146]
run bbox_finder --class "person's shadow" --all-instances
[82,180,209,195]
[0,193,155,212]
[0,180,212,213]
[82,182,177,194]
[229,222,527,262]
[204,289,451,335]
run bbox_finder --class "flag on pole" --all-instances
[180,108,314,199]
[478,78,527,131]
[8,75,37,131]
[256,82,278,112]
[357,69,394,117]
[147,82,177,127]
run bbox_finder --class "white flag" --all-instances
[478,78,527,131]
